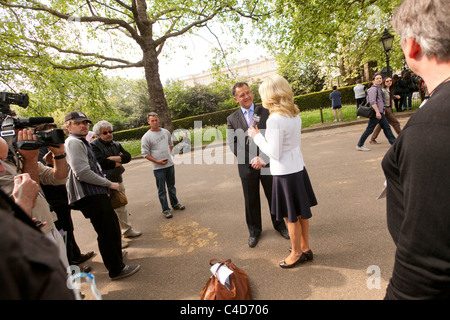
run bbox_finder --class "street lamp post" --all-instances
[379,28,395,77]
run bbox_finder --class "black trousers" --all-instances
[73,194,124,277]
[240,174,284,237]
[53,204,82,264]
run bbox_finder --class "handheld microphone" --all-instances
[252,113,260,127]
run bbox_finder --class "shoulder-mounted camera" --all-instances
[1,92,65,150]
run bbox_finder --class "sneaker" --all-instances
[121,240,129,249]
[110,264,140,281]
[123,229,142,238]
[356,145,371,151]
[162,210,173,219]
[173,204,185,210]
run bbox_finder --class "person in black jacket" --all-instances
[392,74,406,112]
[91,120,141,244]
[383,0,450,299]
[402,70,416,110]
[227,82,289,248]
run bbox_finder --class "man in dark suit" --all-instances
[227,82,289,248]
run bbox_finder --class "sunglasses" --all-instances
[102,130,113,135]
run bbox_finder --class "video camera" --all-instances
[1,92,65,150]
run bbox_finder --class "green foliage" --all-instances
[165,82,223,119]
[1,0,275,131]
[294,83,367,112]
[264,0,406,83]
[104,77,151,131]
[0,4,115,122]
[277,54,326,95]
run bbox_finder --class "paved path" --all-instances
[71,115,412,300]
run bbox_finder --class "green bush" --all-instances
[294,83,368,112]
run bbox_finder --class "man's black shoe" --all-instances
[279,228,290,239]
[248,236,259,248]
[70,251,95,265]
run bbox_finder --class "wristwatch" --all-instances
[54,153,66,160]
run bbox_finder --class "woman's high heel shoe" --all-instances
[288,249,314,262]
[279,253,308,268]
[303,250,313,261]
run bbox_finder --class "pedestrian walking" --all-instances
[356,73,396,151]
[353,79,367,116]
[370,76,402,144]
[329,86,342,122]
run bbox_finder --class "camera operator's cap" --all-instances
[64,111,92,123]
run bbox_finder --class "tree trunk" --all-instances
[142,46,173,132]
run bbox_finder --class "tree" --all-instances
[104,77,151,130]
[0,0,272,132]
[277,53,325,95]
[262,0,405,85]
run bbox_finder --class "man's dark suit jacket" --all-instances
[226,104,271,178]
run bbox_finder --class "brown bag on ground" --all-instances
[200,258,252,300]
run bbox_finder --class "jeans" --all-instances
[357,113,396,147]
[153,166,179,212]
[403,92,413,110]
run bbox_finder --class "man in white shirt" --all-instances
[353,79,367,111]
[141,112,185,219]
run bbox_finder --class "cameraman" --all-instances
[0,130,70,270]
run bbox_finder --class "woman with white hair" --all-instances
[248,75,317,268]
[382,0,450,299]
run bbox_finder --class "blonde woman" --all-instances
[248,75,317,268]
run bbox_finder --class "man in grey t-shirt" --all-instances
[141,112,185,218]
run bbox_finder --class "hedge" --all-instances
[113,83,367,141]
[294,83,369,112]
[113,107,238,141]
